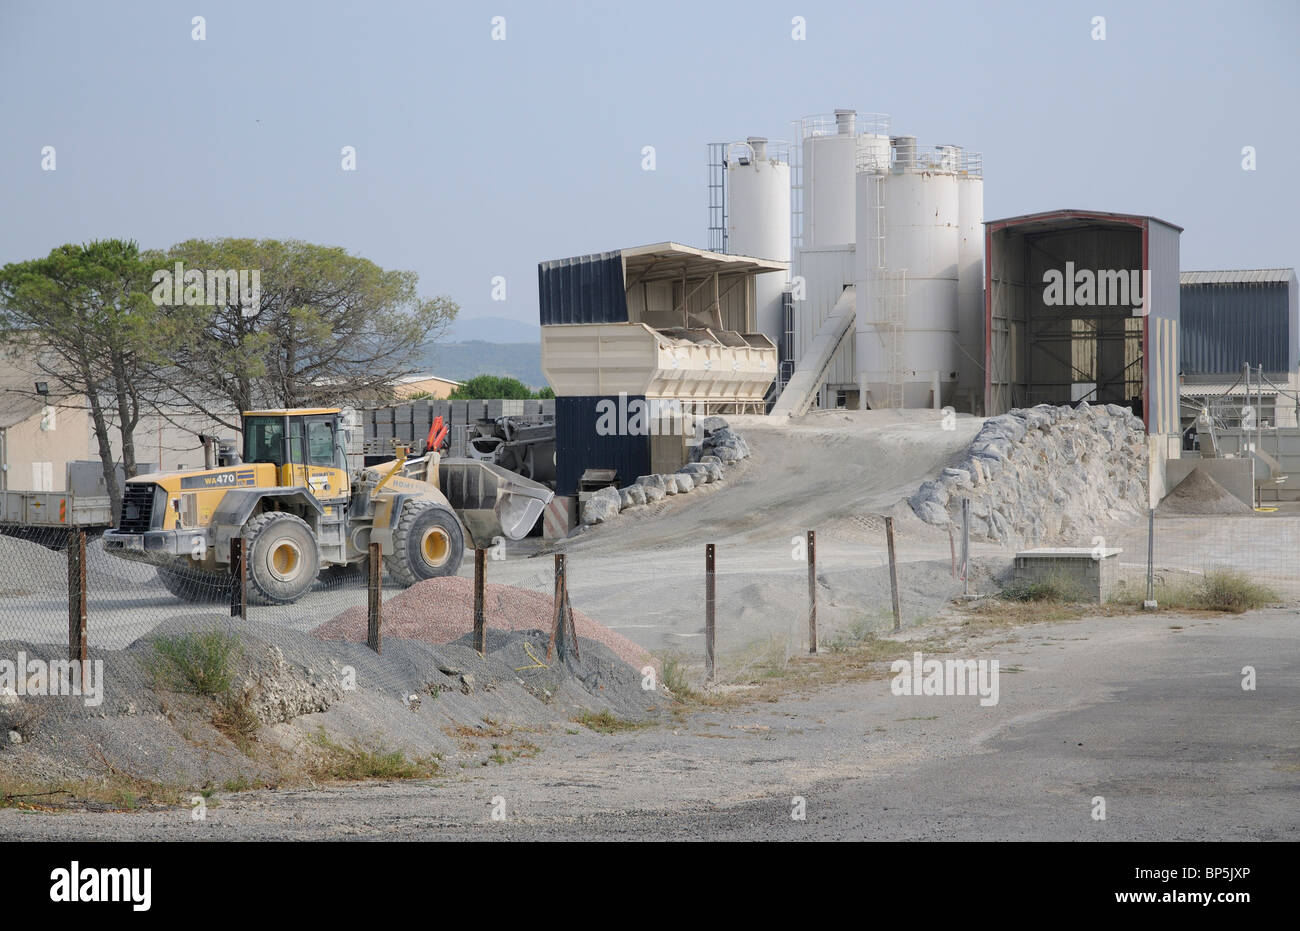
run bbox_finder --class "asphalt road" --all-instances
[2,606,1295,841]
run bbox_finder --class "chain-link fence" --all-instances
[0,526,427,742]
[4,498,1291,750]
[1110,509,1300,607]
[0,511,985,742]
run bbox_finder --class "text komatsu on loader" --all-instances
[101,408,552,605]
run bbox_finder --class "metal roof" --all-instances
[985,209,1184,233]
[620,242,788,283]
[1180,269,1296,285]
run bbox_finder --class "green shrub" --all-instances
[147,631,241,695]
[1153,569,1279,613]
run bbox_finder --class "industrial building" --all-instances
[1178,268,1300,429]
[708,110,985,417]
[538,243,783,498]
[533,105,1300,524]
[983,209,1183,442]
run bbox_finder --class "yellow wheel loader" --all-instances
[101,408,552,605]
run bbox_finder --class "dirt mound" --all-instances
[312,576,653,669]
[1158,468,1254,516]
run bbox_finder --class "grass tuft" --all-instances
[306,730,439,782]
[572,710,653,734]
[658,653,695,700]
[147,631,241,696]
[211,688,260,753]
[999,572,1086,603]
[1148,569,1279,614]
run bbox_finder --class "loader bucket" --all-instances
[437,458,554,547]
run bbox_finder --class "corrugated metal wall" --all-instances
[554,395,651,496]
[1145,219,1182,436]
[626,273,752,332]
[538,252,628,326]
[1180,280,1292,374]
[985,226,1026,415]
[792,245,856,389]
[1022,226,1141,407]
[985,213,1182,436]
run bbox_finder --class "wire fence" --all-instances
[1111,510,1300,604]
[2,503,1295,739]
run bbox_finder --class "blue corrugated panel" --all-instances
[1179,280,1291,374]
[538,251,628,326]
[554,395,651,497]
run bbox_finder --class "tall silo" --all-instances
[726,137,791,348]
[854,137,962,408]
[954,152,985,412]
[800,110,891,248]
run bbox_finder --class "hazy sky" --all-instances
[2,0,1296,330]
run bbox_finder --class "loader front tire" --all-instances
[384,501,464,588]
[156,562,232,603]
[243,512,320,605]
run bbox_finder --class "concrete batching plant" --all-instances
[729,109,983,415]
[855,139,984,410]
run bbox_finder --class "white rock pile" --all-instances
[908,402,1148,546]
[579,417,750,527]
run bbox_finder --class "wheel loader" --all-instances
[101,408,552,605]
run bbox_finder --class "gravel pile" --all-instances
[0,534,161,595]
[909,402,1148,546]
[1157,467,1254,516]
[312,575,654,670]
[0,536,65,593]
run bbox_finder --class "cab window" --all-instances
[244,417,285,465]
[305,417,336,467]
[287,418,305,464]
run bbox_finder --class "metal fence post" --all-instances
[960,497,971,597]
[229,536,247,622]
[807,530,817,653]
[1143,507,1158,610]
[472,548,487,654]
[705,543,716,681]
[886,516,902,632]
[549,553,566,661]
[367,540,382,653]
[548,553,580,663]
[67,530,87,666]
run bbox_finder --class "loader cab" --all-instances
[242,408,350,502]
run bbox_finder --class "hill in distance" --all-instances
[419,339,545,389]
[444,314,540,344]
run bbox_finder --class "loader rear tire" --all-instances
[156,563,232,603]
[384,501,464,588]
[243,512,320,605]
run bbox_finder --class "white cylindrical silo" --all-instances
[955,156,984,411]
[801,119,858,248]
[726,137,790,346]
[799,111,891,249]
[854,141,961,408]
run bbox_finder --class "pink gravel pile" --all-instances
[312,576,652,669]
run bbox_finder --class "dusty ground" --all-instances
[2,407,1295,840]
[2,604,1294,840]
